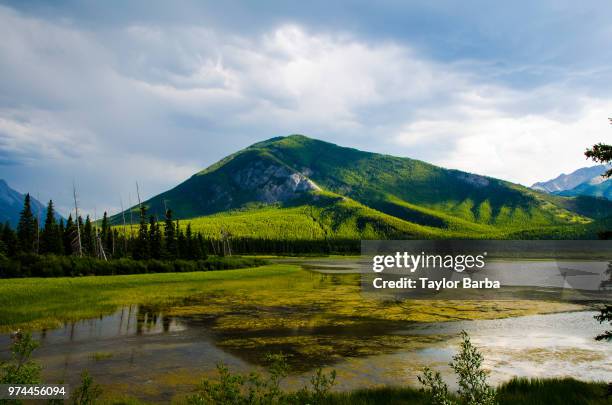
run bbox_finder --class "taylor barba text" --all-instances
[372,277,500,290]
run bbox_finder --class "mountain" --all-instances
[556,178,612,200]
[0,180,63,227]
[531,165,609,193]
[112,135,612,240]
[532,165,611,201]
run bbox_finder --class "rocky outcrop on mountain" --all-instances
[232,160,320,203]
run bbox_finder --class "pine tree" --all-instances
[0,222,6,256]
[185,223,194,259]
[148,215,162,260]
[101,212,111,253]
[1,221,17,257]
[63,215,74,255]
[189,229,203,260]
[17,194,37,253]
[163,209,177,260]
[133,206,149,260]
[58,219,65,255]
[197,233,207,259]
[176,221,186,259]
[41,200,62,254]
[83,215,93,255]
[107,226,115,257]
[112,229,121,257]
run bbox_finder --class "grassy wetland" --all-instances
[0,260,609,403]
[0,263,582,334]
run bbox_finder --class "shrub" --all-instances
[0,332,41,385]
[418,368,453,405]
[295,366,337,403]
[187,353,336,404]
[418,331,496,405]
[451,331,496,405]
[0,254,268,278]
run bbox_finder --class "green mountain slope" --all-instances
[111,135,612,239]
[185,192,483,241]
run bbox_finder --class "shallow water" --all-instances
[0,260,610,402]
[1,307,608,401]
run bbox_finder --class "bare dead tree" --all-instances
[220,226,232,256]
[72,182,83,257]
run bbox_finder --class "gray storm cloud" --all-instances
[0,2,610,216]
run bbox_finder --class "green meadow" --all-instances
[0,265,290,332]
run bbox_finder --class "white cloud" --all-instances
[0,4,610,215]
[394,91,612,185]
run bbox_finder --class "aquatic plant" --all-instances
[72,370,102,405]
[90,352,114,362]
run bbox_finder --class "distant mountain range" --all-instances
[0,180,63,227]
[111,135,612,240]
[532,165,611,201]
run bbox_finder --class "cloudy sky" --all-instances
[1,1,611,216]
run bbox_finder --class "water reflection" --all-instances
[0,305,186,347]
[0,302,609,402]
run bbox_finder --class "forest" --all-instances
[0,194,269,278]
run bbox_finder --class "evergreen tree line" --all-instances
[0,194,361,260]
[0,194,212,260]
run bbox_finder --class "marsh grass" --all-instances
[0,265,297,332]
[0,264,584,368]
[321,378,610,405]
[496,377,610,405]
[322,387,439,404]
[91,352,114,361]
